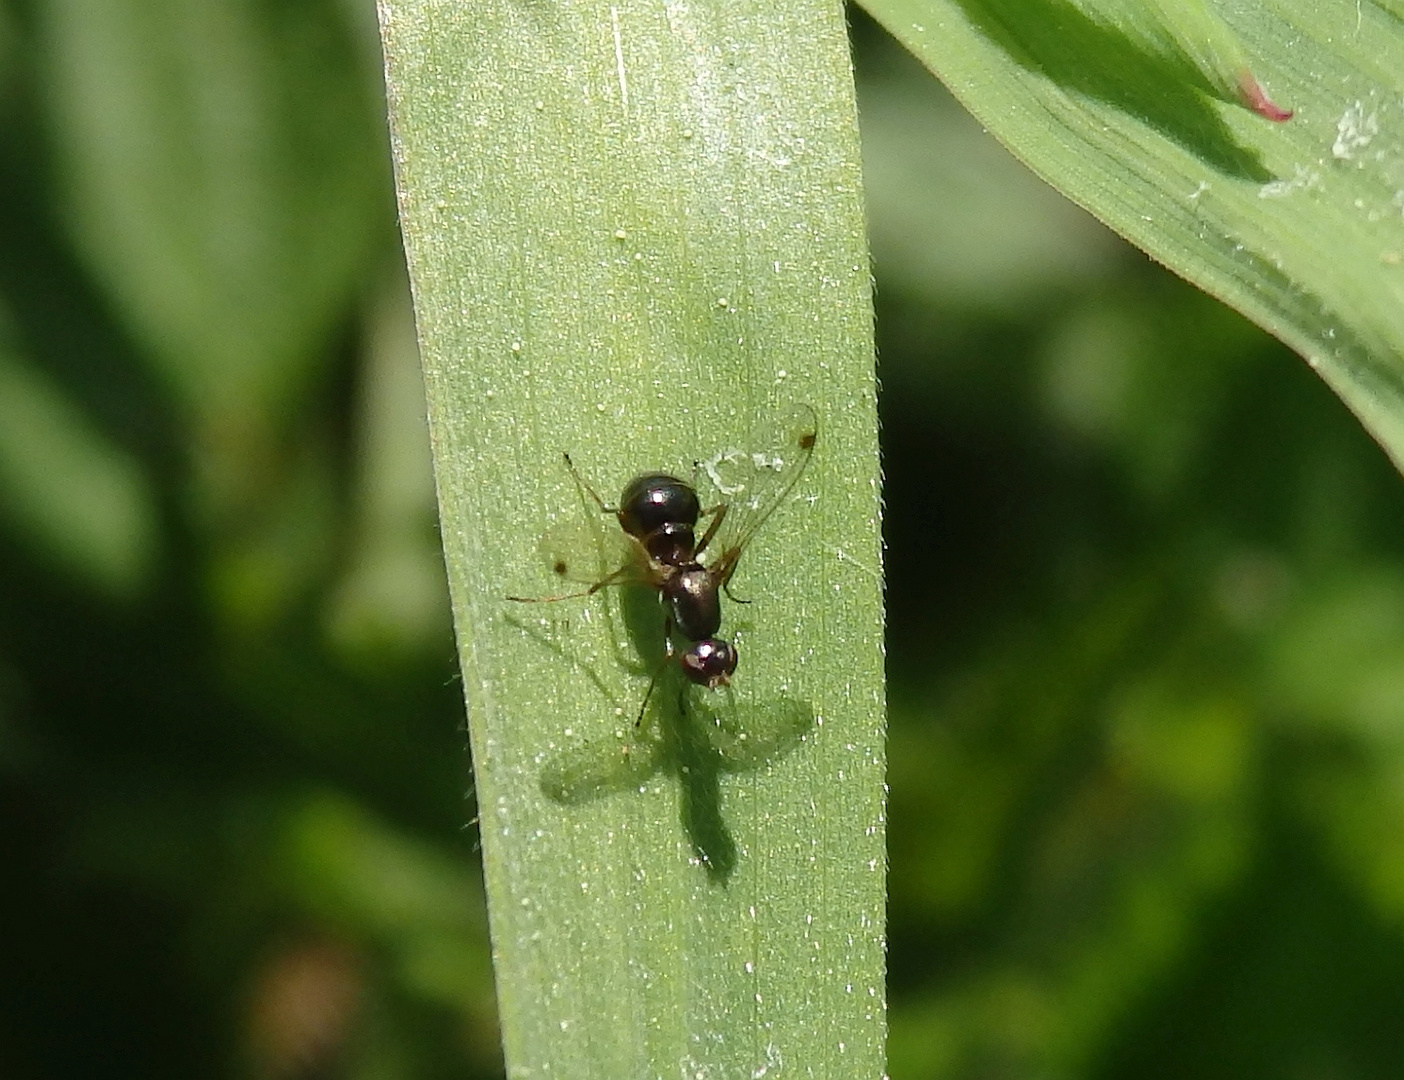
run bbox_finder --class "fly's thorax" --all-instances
[643,521,696,568]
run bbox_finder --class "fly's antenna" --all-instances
[564,452,616,515]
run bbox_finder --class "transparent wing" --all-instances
[534,516,646,588]
[697,402,818,581]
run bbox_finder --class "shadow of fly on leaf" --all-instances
[535,583,815,883]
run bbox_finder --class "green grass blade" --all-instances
[378,1,886,1075]
[860,0,1404,471]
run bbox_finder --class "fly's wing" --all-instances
[536,516,645,588]
[697,403,818,582]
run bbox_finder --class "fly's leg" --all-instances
[505,562,635,603]
[693,502,728,558]
[635,611,677,727]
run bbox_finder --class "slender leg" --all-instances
[693,502,728,558]
[634,667,662,728]
[505,562,635,603]
[635,613,676,727]
[708,547,752,605]
[694,502,753,602]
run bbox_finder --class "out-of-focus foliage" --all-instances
[3,0,1404,1077]
[863,0,1404,479]
[858,17,1404,1080]
[0,0,496,1075]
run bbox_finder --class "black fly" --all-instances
[508,404,818,723]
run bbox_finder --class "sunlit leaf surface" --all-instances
[380,1,886,1076]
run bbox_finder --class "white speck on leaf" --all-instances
[1333,99,1379,160]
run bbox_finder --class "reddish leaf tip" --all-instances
[1238,70,1293,122]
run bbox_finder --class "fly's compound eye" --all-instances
[681,638,738,689]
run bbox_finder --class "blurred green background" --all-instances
[4,1,1404,1077]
